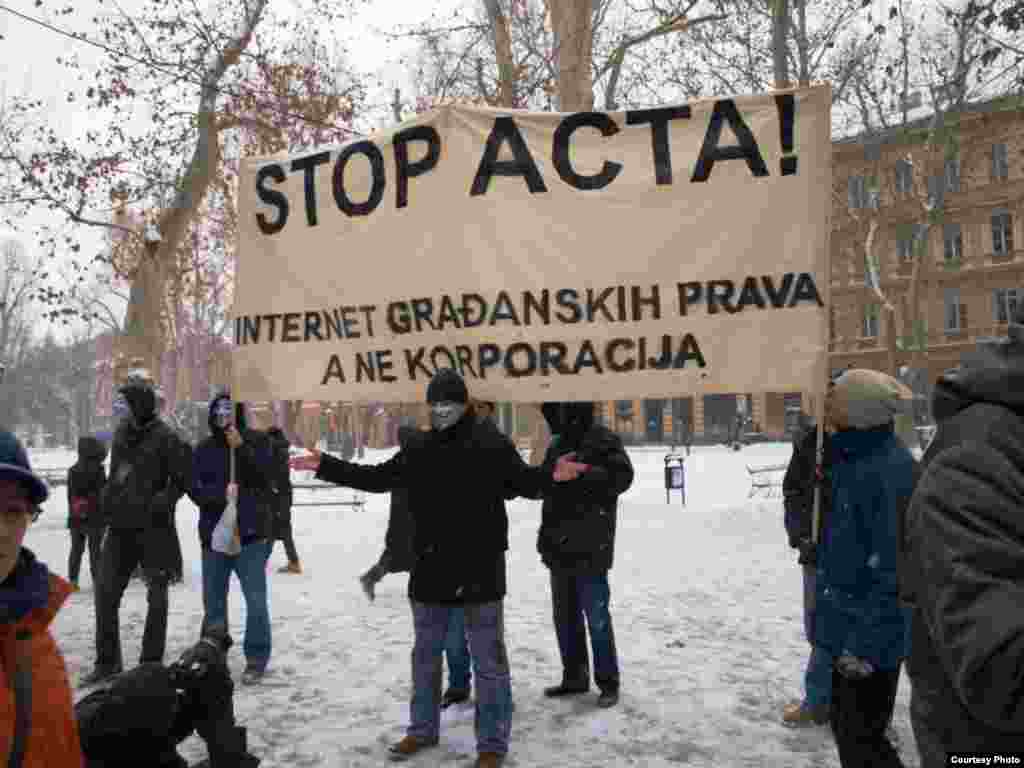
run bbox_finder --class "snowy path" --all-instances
[27,444,919,767]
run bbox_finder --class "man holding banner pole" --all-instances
[290,369,588,767]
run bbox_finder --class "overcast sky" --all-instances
[0,0,455,340]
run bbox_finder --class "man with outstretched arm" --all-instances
[290,369,587,768]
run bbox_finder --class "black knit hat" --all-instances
[426,369,468,404]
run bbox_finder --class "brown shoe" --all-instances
[476,753,504,768]
[277,561,302,574]
[387,735,436,762]
[782,700,829,725]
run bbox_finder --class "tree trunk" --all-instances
[483,0,517,108]
[771,0,790,89]
[550,0,594,111]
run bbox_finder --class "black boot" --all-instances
[80,665,122,688]
[543,681,590,697]
[597,689,619,708]
[442,688,471,709]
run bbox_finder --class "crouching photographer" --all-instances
[75,626,260,768]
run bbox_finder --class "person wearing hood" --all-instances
[905,304,1024,765]
[84,374,193,687]
[192,394,275,685]
[291,369,588,768]
[67,436,108,591]
[266,427,302,575]
[533,401,634,709]
[1,427,84,768]
[814,369,919,767]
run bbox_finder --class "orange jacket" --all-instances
[1,570,83,768]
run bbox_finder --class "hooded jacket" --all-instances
[101,385,192,531]
[67,437,108,529]
[315,409,553,604]
[191,396,275,549]
[906,342,1024,753]
[265,428,292,524]
[0,548,83,768]
[534,403,634,572]
[782,423,832,552]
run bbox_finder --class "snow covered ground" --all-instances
[26,443,920,768]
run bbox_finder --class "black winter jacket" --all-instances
[102,388,192,531]
[67,436,108,529]
[906,345,1024,754]
[533,413,633,572]
[266,428,293,526]
[782,425,832,554]
[315,413,554,604]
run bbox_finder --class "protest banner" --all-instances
[233,85,831,403]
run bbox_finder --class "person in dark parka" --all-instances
[290,369,585,767]
[905,309,1024,765]
[266,427,301,574]
[84,374,193,686]
[358,424,421,599]
[67,435,108,590]
[192,394,275,684]
[781,399,834,726]
[534,401,634,709]
[815,369,918,768]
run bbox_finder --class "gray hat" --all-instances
[831,369,914,429]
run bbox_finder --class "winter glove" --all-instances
[796,538,817,566]
[836,652,874,680]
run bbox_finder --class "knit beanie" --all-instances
[831,369,914,429]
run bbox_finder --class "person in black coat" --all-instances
[533,401,634,709]
[266,427,301,574]
[67,435,108,590]
[290,369,585,765]
[780,412,833,725]
[84,374,193,686]
[358,424,420,599]
[905,312,1024,765]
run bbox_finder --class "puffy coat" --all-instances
[782,424,832,551]
[67,437,107,530]
[0,548,83,768]
[906,346,1024,753]
[315,412,553,604]
[812,423,917,672]
[535,403,634,572]
[192,397,275,549]
[101,388,192,531]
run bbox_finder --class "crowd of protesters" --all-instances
[2,300,1023,767]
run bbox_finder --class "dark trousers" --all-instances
[69,526,103,585]
[274,528,300,564]
[549,569,620,693]
[169,509,183,580]
[830,664,904,768]
[95,528,171,670]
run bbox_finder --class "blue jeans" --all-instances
[445,607,472,691]
[202,540,272,670]
[803,563,832,709]
[409,601,512,755]
[550,569,620,692]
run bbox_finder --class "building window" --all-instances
[864,304,880,337]
[944,288,962,331]
[993,288,1020,324]
[829,306,836,340]
[944,156,961,193]
[992,143,1009,181]
[896,236,915,263]
[894,160,913,196]
[992,210,1015,255]
[943,223,963,262]
[848,175,867,209]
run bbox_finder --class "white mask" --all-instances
[213,399,234,429]
[430,401,466,431]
